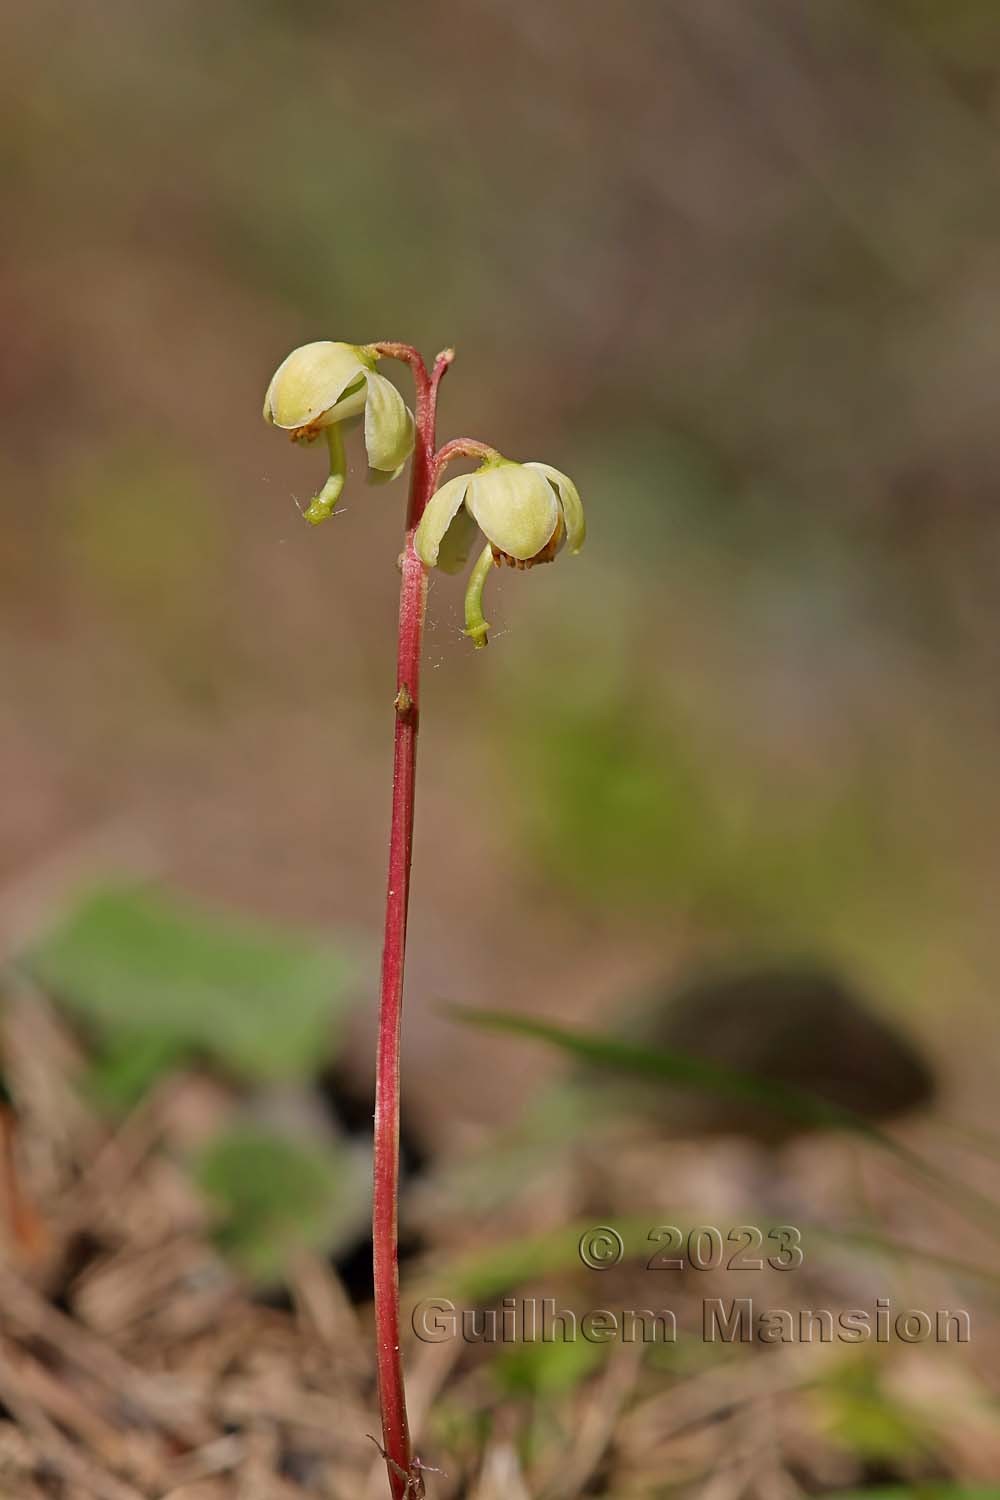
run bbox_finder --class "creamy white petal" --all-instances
[524,461,586,554]
[363,370,415,472]
[414,474,472,567]
[466,463,559,560]
[263,342,369,429]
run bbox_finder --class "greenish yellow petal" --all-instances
[263,341,370,430]
[363,370,414,473]
[524,461,586,553]
[318,380,367,426]
[436,503,481,574]
[366,461,406,487]
[414,474,472,567]
[466,462,559,561]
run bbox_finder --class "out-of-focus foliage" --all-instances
[450,1007,891,1135]
[28,883,354,1103]
[819,1361,929,1467]
[1,4,998,1489]
[506,679,899,930]
[493,1337,606,1401]
[193,1124,369,1282]
[827,1492,1000,1500]
[6,0,1000,1047]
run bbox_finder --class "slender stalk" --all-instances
[371,342,447,1500]
[463,543,495,648]
[265,334,582,1491]
[430,436,498,488]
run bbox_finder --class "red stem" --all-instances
[371,343,447,1499]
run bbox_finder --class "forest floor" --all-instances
[0,979,997,1500]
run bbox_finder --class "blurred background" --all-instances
[2,2,1000,1497]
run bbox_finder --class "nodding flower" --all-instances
[414,454,585,646]
[263,341,414,523]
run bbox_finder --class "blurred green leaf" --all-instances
[821,1363,927,1465]
[193,1125,368,1282]
[84,1031,184,1111]
[493,1337,605,1400]
[827,1491,999,1500]
[422,1221,608,1304]
[28,882,354,1099]
[449,1006,881,1135]
[512,693,716,911]
[448,1009,1000,1239]
[504,683,899,936]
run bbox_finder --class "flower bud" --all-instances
[415,456,585,571]
[415,454,585,648]
[263,342,371,433]
[263,341,415,521]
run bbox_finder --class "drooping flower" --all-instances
[263,342,414,524]
[414,455,585,646]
